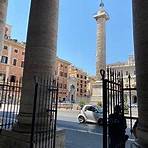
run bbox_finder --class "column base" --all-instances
[0,130,30,148]
[90,81,103,105]
[0,129,65,148]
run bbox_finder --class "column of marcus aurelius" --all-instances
[0,0,8,52]
[132,0,148,147]
[90,2,109,104]
[94,2,109,81]
[0,0,65,148]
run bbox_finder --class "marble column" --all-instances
[94,3,109,80]
[0,0,8,51]
[132,1,148,147]
[90,3,109,104]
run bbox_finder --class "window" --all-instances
[1,56,8,64]
[22,52,25,55]
[80,89,82,93]
[0,73,6,81]
[59,83,62,88]
[81,75,83,78]
[21,61,24,67]
[13,59,17,66]
[65,66,67,69]
[60,71,63,76]
[77,88,79,91]
[10,75,16,82]
[77,74,79,78]
[63,84,67,89]
[134,70,136,75]
[64,73,67,77]
[84,76,87,79]
[80,84,82,88]
[125,71,128,75]
[87,106,97,112]
[60,64,63,67]
[4,46,8,50]
[80,80,83,83]
[14,49,18,53]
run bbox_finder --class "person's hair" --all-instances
[114,105,121,114]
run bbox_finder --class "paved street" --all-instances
[57,109,102,148]
[57,109,137,148]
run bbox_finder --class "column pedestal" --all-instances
[90,81,103,105]
[0,130,30,148]
[0,129,65,148]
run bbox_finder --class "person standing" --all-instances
[108,105,128,148]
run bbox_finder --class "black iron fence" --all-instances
[0,77,58,148]
[101,68,138,148]
[123,75,138,135]
[0,79,21,132]
[30,77,58,148]
[101,68,124,148]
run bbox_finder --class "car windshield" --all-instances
[94,106,103,113]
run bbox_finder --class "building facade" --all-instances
[0,25,90,103]
[55,57,71,102]
[108,55,137,104]
[0,40,25,82]
[68,65,88,101]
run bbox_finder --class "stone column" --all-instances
[132,1,148,147]
[90,3,109,104]
[94,4,109,80]
[15,0,59,132]
[0,1,65,148]
[0,0,8,51]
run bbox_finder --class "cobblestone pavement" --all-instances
[57,109,138,148]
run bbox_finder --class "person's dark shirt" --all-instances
[108,113,127,141]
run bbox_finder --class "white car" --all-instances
[77,105,103,124]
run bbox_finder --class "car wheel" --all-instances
[98,118,103,125]
[78,116,85,123]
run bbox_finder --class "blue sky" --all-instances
[6,0,133,75]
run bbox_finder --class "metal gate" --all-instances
[101,68,138,148]
[101,68,124,148]
[0,79,21,132]
[30,77,58,148]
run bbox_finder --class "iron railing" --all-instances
[123,75,137,135]
[0,79,21,132]
[30,77,58,148]
[101,68,138,148]
[101,68,124,148]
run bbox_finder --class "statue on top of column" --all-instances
[99,0,104,8]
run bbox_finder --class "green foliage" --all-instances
[97,101,103,107]
[79,100,85,108]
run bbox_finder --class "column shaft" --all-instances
[96,18,106,80]
[17,0,59,132]
[132,0,148,147]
